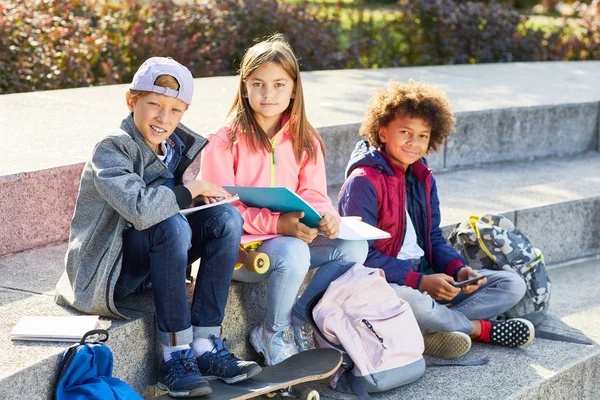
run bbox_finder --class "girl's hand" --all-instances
[318,212,339,239]
[456,267,487,294]
[185,180,226,199]
[418,274,461,301]
[277,211,319,243]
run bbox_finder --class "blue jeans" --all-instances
[115,204,243,346]
[390,269,526,335]
[233,235,368,331]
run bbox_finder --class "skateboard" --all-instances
[235,234,279,275]
[156,348,342,400]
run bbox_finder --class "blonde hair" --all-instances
[227,34,324,162]
[360,80,456,154]
[128,74,180,102]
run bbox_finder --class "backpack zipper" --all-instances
[362,319,388,350]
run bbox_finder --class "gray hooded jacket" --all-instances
[55,115,206,318]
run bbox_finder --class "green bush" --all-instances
[341,0,600,66]
[0,0,130,93]
[1,0,598,94]
[0,0,345,94]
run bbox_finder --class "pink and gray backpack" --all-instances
[308,264,425,398]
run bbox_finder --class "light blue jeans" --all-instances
[233,235,368,331]
[390,269,526,335]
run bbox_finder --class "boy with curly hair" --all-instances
[338,80,534,359]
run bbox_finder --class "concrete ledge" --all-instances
[2,62,600,256]
[517,197,600,264]
[3,61,600,177]
[3,249,598,399]
[0,289,157,400]
[0,165,81,256]
[2,191,599,398]
[2,124,600,257]
[296,257,600,400]
[446,103,599,170]
[324,102,600,186]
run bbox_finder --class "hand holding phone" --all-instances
[451,275,486,288]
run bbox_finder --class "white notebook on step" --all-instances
[10,315,109,342]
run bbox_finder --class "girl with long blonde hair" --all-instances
[201,34,367,365]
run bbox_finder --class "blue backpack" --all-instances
[54,329,142,400]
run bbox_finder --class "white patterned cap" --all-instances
[130,57,194,105]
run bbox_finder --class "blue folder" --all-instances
[223,186,322,228]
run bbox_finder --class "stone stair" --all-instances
[1,61,599,399]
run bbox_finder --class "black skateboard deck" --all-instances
[156,348,342,400]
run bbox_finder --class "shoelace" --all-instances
[300,325,316,346]
[299,324,312,338]
[173,355,200,377]
[211,337,236,360]
[282,329,295,345]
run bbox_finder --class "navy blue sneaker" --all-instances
[196,336,262,384]
[157,349,212,398]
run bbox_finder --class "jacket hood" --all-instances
[345,139,394,178]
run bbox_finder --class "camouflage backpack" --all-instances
[448,214,551,326]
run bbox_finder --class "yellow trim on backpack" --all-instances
[469,216,545,269]
[468,215,497,263]
[526,249,544,271]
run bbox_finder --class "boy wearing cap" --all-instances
[55,57,261,398]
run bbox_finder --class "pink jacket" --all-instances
[200,116,339,235]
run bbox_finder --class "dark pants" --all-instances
[115,204,243,343]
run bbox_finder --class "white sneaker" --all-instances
[249,323,298,366]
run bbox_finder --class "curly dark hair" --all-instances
[359,80,456,154]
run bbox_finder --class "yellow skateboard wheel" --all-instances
[302,389,320,400]
[244,252,270,274]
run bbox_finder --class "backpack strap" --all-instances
[345,366,373,400]
[426,356,490,367]
[79,329,109,345]
[54,329,110,400]
[535,328,593,345]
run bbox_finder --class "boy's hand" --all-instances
[418,274,460,301]
[456,267,487,294]
[195,195,226,205]
[277,211,319,243]
[185,180,226,199]
[318,212,339,239]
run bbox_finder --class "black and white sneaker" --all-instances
[490,318,535,347]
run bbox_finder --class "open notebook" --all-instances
[10,315,110,342]
[180,195,239,216]
[224,186,390,241]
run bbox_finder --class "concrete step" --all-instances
[0,287,158,399]
[2,247,598,399]
[2,58,600,396]
[1,61,599,256]
[296,256,600,400]
[0,243,269,399]
[329,152,600,265]
[2,62,600,177]
[2,165,600,399]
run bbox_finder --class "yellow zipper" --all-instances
[270,137,276,187]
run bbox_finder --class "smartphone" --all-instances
[451,275,486,288]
